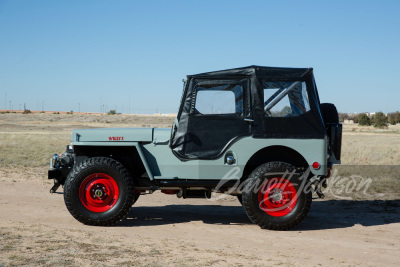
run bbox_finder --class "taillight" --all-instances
[312,162,320,170]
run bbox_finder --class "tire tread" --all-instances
[64,157,135,226]
[242,161,312,230]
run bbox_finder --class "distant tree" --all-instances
[372,112,387,128]
[279,106,291,117]
[388,111,400,125]
[388,116,396,125]
[358,113,371,126]
[339,113,349,123]
[107,110,117,115]
[351,113,360,123]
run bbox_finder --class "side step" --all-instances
[156,179,239,188]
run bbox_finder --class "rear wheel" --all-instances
[242,162,312,230]
[64,157,136,226]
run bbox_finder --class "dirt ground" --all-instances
[1,113,400,266]
[0,169,399,267]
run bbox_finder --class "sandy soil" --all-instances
[1,169,399,267]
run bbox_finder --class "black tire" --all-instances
[242,162,312,230]
[64,157,136,226]
[320,103,339,124]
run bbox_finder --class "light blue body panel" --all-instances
[143,128,327,179]
[71,128,327,181]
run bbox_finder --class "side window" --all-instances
[195,84,243,115]
[263,81,310,117]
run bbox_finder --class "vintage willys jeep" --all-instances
[49,66,342,230]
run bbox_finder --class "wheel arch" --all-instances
[73,145,149,180]
[241,145,308,181]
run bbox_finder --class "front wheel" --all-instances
[64,157,136,226]
[242,162,312,230]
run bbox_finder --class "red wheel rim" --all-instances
[79,173,119,213]
[258,178,297,217]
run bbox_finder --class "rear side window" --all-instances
[263,81,310,117]
[194,84,243,115]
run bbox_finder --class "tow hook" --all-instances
[50,179,61,194]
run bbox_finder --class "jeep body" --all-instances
[49,66,342,230]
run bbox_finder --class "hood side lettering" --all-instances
[108,136,124,141]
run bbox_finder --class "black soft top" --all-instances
[171,65,325,160]
[189,65,313,80]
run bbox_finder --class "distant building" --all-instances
[343,119,354,124]
[366,112,376,117]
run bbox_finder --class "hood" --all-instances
[71,128,155,143]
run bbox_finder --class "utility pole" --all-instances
[5,93,6,110]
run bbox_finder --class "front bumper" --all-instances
[48,145,75,193]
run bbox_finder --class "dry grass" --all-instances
[328,124,400,199]
[0,132,69,167]
[0,113,174,168]
[341,124,400,165]
[341,133,400,165]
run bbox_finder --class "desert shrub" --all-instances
[107,110,117,115]
[372,112,387,128]
[53,112,60,114]
[66,111,73,114]
[23,109,31,114]
[388,111,400,125]
[358,113,371,126]
[389,116,397,125]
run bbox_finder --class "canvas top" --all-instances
[189,65,313,80]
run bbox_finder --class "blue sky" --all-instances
[0,0,399,114]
